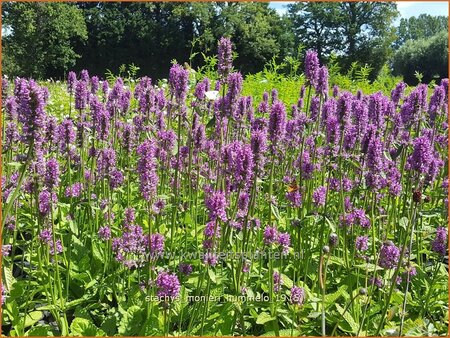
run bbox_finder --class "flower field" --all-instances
[1,38,448,336]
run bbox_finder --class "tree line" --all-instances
[2,2,448,84]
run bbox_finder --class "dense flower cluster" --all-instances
[1,37,447,336]
[156,271,181,300]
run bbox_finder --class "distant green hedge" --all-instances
[392,30,448,85]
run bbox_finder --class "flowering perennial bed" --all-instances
[1,38,448,336]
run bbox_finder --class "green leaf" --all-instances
[208,268,217,284]
[70,317,104,336]
[280,273,293,288]
[324,285,348,305]
[25,325,54,336]
[24,311,43,328]
[100,315,117,336]
[261,329,300,336]
[256,312,275,325]
[335,303,359,333]
[118,305,143,336]
[65,297,88,310]
[206,116,216,128]
[3,266,15,292]
[399,217,409,230]
[270,204,281,220]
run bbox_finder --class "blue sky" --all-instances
[268,1,449,22]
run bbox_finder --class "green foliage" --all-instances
[395,14,448,48]
[72,2,293,80]
[105,63,140,86]
[3,1,445,85]
[2,2,87,79]
[287,2,399,79]
[240,54,402,107]
[392,30,448,85]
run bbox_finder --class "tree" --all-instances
[76,3,207,79]
[75,2,293,79]
[392,30,448,85]
[395,14,448,48]
[287,2,341,61]
[287,2,399,78]
[210,2,294,74]
[2,2,87,79]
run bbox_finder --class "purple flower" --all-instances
[205,190,227,222]
[2,245,12,257]
[65,182,83,198]
[286,190,302,207]
[97,148,117,178]
[80,69,89,82]
[324,102,340,147]
[50,240,63,256]
[124,207,135,227]
[203,252,218,266]
[332,85,339,98]
[316,66,329,95]
[218,37,233,80]
[193,77,210,102]
[1,282,6,305]
[263,225,279,245]
[329,233,339,248]
[406,136,433,174]
[278,232,291,254]
[152,199,166,215]
[179,263,193,276]
[90,96,110,141]
[15,79,47,144]
[355,236,369,252]
[109,168,124,189]
[169,64,189,103]
[222,141,254,187]
[74,80,88,110]
[309,96,320,121]
[137,139,159,202]
[38,190,56,216]
[273,271,282,292]
[39,227,62,255]
[251,129,267,169]
[431,227,447,256]
[379,241,400,269]
[290,286,305,305]
[242,261,251,273]
[43,158,59,191]
[237,192,250,218]
[268,101,286,147]
[226,72,243,102]
[5,96,18,121]
[305,50,319,87]
[349,209,371,228]
[370,276,384,288]
[98,226,111,241]
[149,233,165,258]
[90,76,99,94]
[313,186,326,207]
[112,224,148,268]
[57,118,76,152]
[67,71,77,94]
[102,80,109,95]
[5,216,16,232]
[39,227,52,243]
[204,220,221,240]
[391,81,406,105]
[156,271,181,300]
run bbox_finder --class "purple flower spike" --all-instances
[379,241,400,269]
